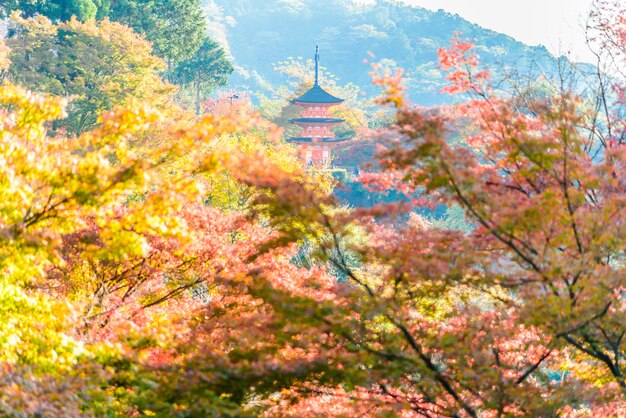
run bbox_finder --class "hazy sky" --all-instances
[401,0,597,63]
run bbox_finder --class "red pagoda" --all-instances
[288,46,351,166]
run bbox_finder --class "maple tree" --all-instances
[306,2,625,416]
[0,48,338,414]
[244,1,626,416]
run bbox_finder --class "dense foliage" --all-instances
[3,14,175,135]
[108,0,207,65]
[2,0,207,64]
[1,0,108,21]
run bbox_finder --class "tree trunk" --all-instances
[195,78,201,116]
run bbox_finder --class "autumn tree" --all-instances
[3,0,208,68]
[262,3,626,416]
[232,1,626,416]
[4,13,174,135]
[0,48,339,415]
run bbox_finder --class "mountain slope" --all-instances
[204,0,579,105]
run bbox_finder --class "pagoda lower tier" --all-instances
[287,137,348,166]
[287,117,348,166]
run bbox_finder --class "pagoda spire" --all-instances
[314,45,319,86]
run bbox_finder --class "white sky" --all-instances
[398,0,597,63]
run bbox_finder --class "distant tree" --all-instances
[94,0,110,19]
[56,0,98,20]
[171,37,233,115]
[5,14,174,134]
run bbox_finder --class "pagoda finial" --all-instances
[314,45,319,86]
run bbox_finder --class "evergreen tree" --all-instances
[2,0,98,21]
[109,0,207,66]
[172,37,234,114]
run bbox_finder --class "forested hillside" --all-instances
[205,0,579,105]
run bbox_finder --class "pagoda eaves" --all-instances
[292,84,344,104]
[289,117,344,124]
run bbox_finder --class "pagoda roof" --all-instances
[292,84,344,104]
[289,117,344,124]
[287,137,349,143]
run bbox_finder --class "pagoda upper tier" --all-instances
[292,84,344,105]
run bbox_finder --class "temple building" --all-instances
[287,46,351,166]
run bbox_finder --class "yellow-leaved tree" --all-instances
[4,13,175,135]
[0,55,339,413]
